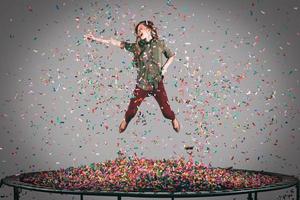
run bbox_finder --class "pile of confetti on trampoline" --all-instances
[18,155,282,193]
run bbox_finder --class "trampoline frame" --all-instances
[1,168,299,200]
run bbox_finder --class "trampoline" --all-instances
[1,164,299,200]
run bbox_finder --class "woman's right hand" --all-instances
[84,33,96,41]
[84,34,121,47]
[84,33,109,44]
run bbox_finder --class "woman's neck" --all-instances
[145,35,153,42]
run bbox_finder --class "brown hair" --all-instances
[134,20,159,40]
[132,20,159,62]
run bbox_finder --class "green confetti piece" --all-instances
[76,38,84,46]
[56,116,63,124]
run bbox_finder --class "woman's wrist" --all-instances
[161,67,167,75]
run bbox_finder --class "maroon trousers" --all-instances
[125,79,175,123]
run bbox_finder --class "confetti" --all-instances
[20,155,282,192]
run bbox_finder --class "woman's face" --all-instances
[137,24,151,39]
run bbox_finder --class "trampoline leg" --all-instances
[118,195,121,200]
[296,181,299,200]
[247,192,254,200]
[171,196,174,200]
[254,192,258,200]
[80,194,83,200]
[13,187,21,200]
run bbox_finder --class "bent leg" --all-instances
[125,86,149,123]
[153,80,176,120]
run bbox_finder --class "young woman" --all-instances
[84,20,180,133]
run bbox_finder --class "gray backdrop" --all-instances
[0,0,299,199]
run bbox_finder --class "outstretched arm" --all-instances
[84,33,122,48]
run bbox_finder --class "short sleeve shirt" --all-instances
[120,38,175,91]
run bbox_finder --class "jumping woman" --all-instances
[84,20,180,133]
